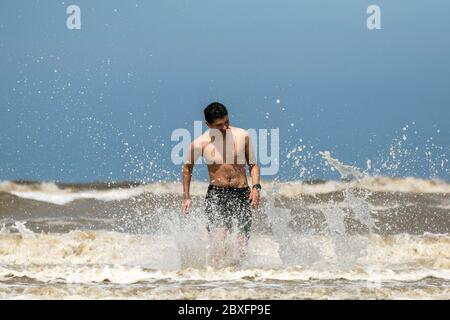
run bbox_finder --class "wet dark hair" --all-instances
[203,102,228,124]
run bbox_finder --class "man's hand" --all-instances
[249,189,260,209]
[181,198,192,214]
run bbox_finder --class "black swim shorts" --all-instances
[204,184,252,239]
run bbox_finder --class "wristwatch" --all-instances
[252,184,262,190]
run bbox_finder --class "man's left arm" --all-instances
[245,135,260,208]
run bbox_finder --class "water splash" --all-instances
[264,183,326,268]
[319,151,368,180]
[265,150,377,269]
[1,221,36,238]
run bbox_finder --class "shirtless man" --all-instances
[181,102,261,261]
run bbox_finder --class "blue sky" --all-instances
[0,0,449,182]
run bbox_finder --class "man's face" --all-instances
[207,115,229,133]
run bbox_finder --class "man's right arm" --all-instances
[181,163,194,214]
[181,141,201,214]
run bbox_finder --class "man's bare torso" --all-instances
[191,126,253,188]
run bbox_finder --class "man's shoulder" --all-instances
[230,126,250,136]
